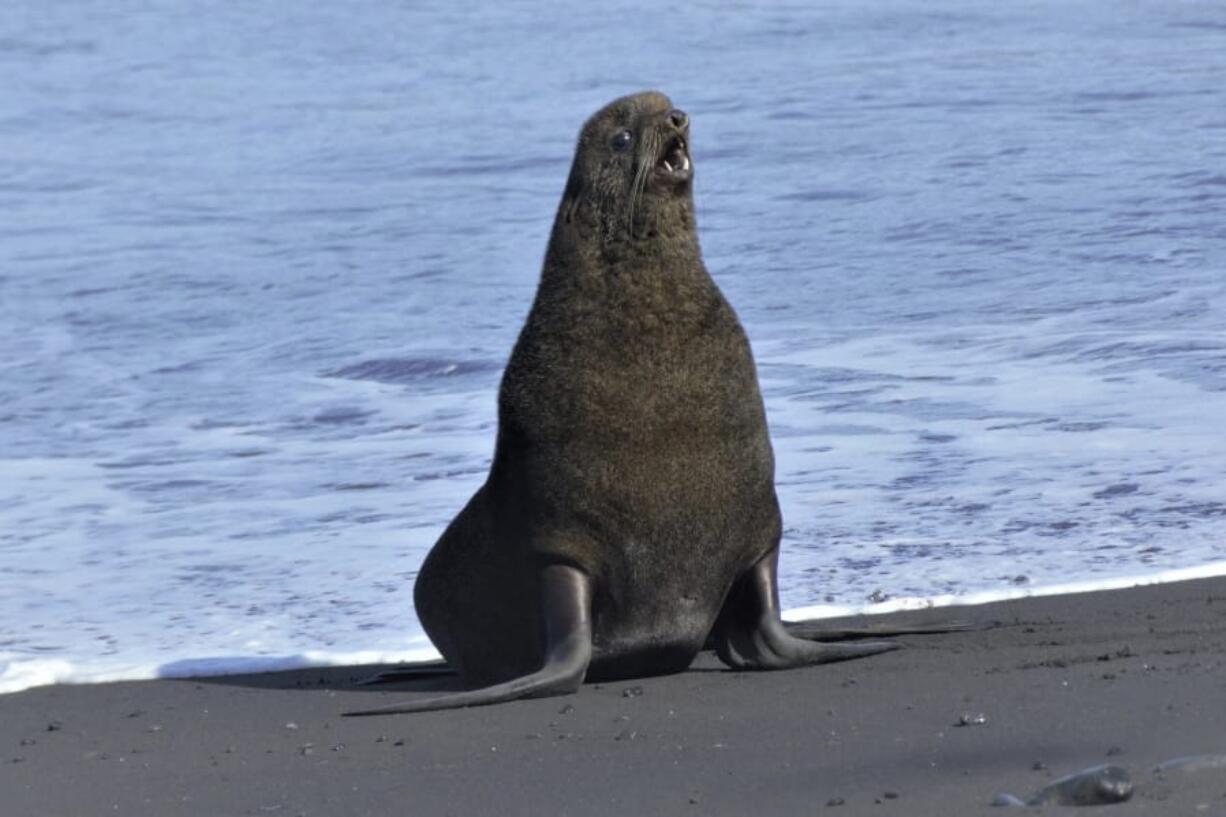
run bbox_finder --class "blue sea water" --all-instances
[2,0,1226,692]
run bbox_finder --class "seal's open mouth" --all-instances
[657,135,691,180]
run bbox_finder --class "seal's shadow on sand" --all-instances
[176,649,743,694]
[180,664,467,694]
[178,619,985,694]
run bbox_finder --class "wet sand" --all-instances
[3,576,1225,816]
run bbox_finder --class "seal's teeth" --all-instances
[680,155,690,171]
[662,159,673,172]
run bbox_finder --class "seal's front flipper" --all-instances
[785,620,985,642]
[343,564,592,716]
[712,549,899,670]
[355,661,457,686]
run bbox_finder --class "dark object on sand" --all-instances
[992,764,1133,807]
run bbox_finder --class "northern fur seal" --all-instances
[346,91,899,716]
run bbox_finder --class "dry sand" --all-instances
[3,576,1225,816]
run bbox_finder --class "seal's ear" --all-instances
[561,172,582,225]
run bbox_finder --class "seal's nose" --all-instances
[669,109,689,130]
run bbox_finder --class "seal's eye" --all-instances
[610,129,633,151]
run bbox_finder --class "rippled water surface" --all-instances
[3,1,1226,690]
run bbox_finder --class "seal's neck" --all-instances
[546,218,706,299]
[554,189,702,267]
[526,203,722,346]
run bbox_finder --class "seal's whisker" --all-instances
[630,134,659,238]
[628,144,653,238]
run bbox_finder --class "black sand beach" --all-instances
[4,576,1225,816]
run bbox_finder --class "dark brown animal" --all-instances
[346,91,897,716]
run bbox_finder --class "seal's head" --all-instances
[559,91,694,242]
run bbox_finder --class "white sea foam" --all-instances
[782,561,1226,622]
[0,645,442,694]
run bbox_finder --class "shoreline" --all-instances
[8,559,1226,697]
[4,575,1226,815]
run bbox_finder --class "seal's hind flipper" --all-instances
[343,661,585,716]
[712,548,901,670]
[785,620,985,642]
[343,564,593,716]
[354,661,457,686]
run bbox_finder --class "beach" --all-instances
[4,575,1224,816]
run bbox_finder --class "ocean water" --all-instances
[3,1,1226,693]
